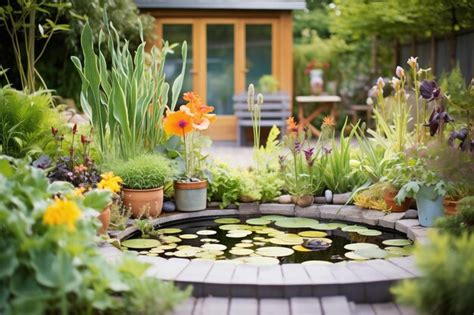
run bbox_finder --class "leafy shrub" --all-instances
[238,170,262,202]
[112,154,175,189]
[436,196,474,236]
[256,170,284,202]
[0,156,189,314]
[0,87,60,158]
[206,162,240,209]
[392,231,474,315]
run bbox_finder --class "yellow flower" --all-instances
[43,198,81,231]
[97,172,123,193]
[73,187,86,196]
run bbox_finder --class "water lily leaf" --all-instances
[260,215,288,221]
[246,218,272,225]
[274,217,319,228]
[157,228,182,234]
[341,225,369,232]
[344,243,379,251]
[292,245,312,252]
[219,224,252,231]
[179,234,198,239]
[160,236,182,243]
[202,244,227,251]
[308,223,338,230]
[121,239,160,249]
[196,230,217,236]
[301,260,333,265]
[200,238,219,243]
[298,231,328,238]
[344,251,369,260]
[256,246,294,257]
[214,218,240,224]
[382,239,412,247]
[356,229,382,236]
[236,243,254,248]
[354,248,389,259]
[384,247,411,256]
[229,248,254,256]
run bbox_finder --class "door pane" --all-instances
[207,24,234,115]
[163,24,193,105]
[245,24,272,88]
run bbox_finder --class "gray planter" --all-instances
[174,180,207,212]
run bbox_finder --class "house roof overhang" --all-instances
[135,0,306,11]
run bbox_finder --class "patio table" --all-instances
[295,95,341,137]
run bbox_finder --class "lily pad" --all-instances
[196,230,217,236]
[236,243,254,248]
[344,243,379,251]
[341,225,369,232]
[301,260,333,265]
[219,224,252,231]
[274,217,319,228]
[241,239,253,243]
[256,246,294,257]
[354,248,389,259]
[260,215,288,221]
[174,250,197,258]
[356,229,382,237]
[214,218,241,224]
[160,236,182,244]
[156,244,177,250]
[292,245,312,252]
[157,228,182,234]
[246,218,272,225]
[382,239,412,247]
[202,244,227,251]
[121,239,161,249]
[200,238,219,243]
[229,248,254,256]
[344,251,369,260]
[384,247,411,256]
[298,231,328,238]
[179,234,198,239]
[308,223,338,230]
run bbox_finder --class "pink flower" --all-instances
[407,56,418,70]
[376,77,385,90]
[396,66,405,78]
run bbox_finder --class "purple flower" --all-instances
[424,105,454,136]
[303,147,314,161]
[323,145,332,155]
[420,80,441,101]
[294,141,302,153]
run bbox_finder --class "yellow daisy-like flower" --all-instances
[73,187,86,196]
[43,198,81,231]
[97,172,123,193]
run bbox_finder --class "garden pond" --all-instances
[122,215,413,265]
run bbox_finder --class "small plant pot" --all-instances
[443,198,458,216]
[415,185,444,227]
[174,180,207,212]
[97,202,111,235]
[122,187,164,218]
[293,195,314,207]
[383,190,412,212]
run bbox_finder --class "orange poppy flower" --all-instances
[322,116,336,128]
[287,116,298,133]
[163,110,193,137]
[180,91,216,131]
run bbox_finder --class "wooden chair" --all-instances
[233,92,291,146]
[349,104,373,128]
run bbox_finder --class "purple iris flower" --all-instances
[294,141,302,153]
[304,147,315,166]
[420,80,441,101]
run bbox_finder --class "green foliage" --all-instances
[392,231,474,315]
[206,162,241,209]
[257,75,279,94]
[436,196,474,236]
[112,154,176,190]
[238,170,262,202]
[0,87,60,158]
[71,17,187,160]
[0,156,189,314]
[256,170,284,202]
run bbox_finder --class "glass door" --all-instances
[162,24,193,105]
[245,24,272,88]
[206,24,235,115]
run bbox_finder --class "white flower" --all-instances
[407,56,418,70]
[391,77,401,91]
[366,97,374,106]
[376,77,385,90]
[396,66,405,78]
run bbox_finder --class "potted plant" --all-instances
[163,92,216,211]
[112,154,175,218]
[96,172,123,233]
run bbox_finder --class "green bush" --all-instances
[436,196,474,236]
[112,154,176,189]
[392,231,474,315]
[206,162,241,209]
[0,87,60,158]
[0,156,189,314]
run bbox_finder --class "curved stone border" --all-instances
[99,204,429,303]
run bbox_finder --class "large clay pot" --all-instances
[122,186,164,218]
[415,185,444,227]
[443,198,458,216]
[383,190,412,212]
[174,180,207,212]
[97,203,111,235]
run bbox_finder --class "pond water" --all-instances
[123,215,413,265]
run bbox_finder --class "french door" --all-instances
[157,18,277,140]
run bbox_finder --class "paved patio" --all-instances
[205,141,254,169]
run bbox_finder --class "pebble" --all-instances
[333,192,352,204]
[163,200,176,212]
[278,194,292,204]
[324,190,333,203]
[404,209,418,219]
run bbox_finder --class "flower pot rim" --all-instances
[122,186,164,192]
[174,180,207,190]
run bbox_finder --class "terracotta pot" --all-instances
[293,195,314,207]
[383,190,411,212]
[122,186,164,218]
[443,198,458,216]
[97,203,111,235]
[174,180,207,212]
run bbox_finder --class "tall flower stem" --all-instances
[182,130,188,178]
[413,70,421,144]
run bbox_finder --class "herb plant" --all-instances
[206,162,241,209]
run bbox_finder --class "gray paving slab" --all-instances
[239,202,259,215]
[338,205,364,223]
[361,210,387,225]
[319,205,344,220]
[146,257,190,281]
[170,297,195,315]
[329,264,364,302]
[257,265,284,298]
[196,297,229,315]
[231,264,259,297]
[304,265,338,285]
[259,203,295,215]
[395,219,420,234]
[387,257,422,277]
[378,212,406,229]
[397,304,419,315]
[320,296,352,315]
[203,261,237,296]
[372,302,402,315]
[281,264,312,297]
[259,298,290,315]
[295,205,320,218]
[407,226,429,241]
[351,303,376,315]
[176,260,214,283]
[290,297,322,315]
[346,262,387,282]
[228,297,259,315]
[364,259,414,280]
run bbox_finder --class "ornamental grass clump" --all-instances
[112,154,175,189]
[0,156,189,314]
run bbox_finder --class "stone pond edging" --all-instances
[99,203,430,303]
